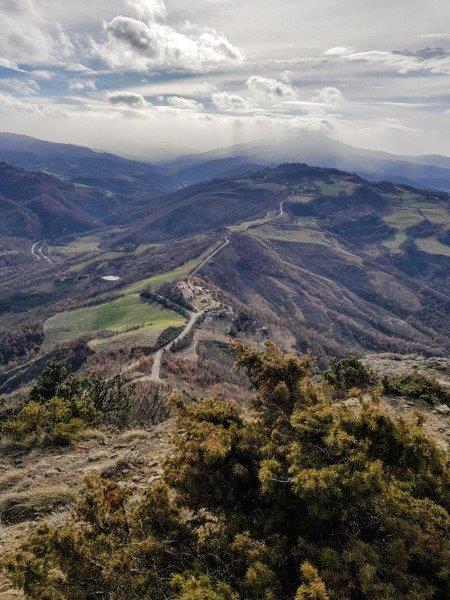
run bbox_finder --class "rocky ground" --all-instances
[363,352,449,450]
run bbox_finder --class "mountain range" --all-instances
[0,132,169,197]
[0,141,448,369]
[5,131,450,198]
[162,131,450,192]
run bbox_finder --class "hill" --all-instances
[109,163,449,360]
[0,132,170,197]
[0,163,116,238]
[0,161,448,376]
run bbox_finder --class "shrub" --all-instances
[383,372,450,405]
[29,359,70,403]
[3,343,449,599]
[2,396,100,448]
[322,356,375,395]
[1,362,134,448]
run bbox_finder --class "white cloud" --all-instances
[92,15,244,72]
[418,33,450,39]
[69,79,97,91]
[324,46,355,56]
[0,0,75,65]
[324,45,450,75]
[167,96,203,110]
[0,58,22,71]
[211,92,253,112]
[31,70,55,79]
[0,77,39,96]
[108,90,149,108]
[246,75,297,102]
[0,90,67,117]
[312,86,343,106]
[126,0,167,20]
[64,63,95,75]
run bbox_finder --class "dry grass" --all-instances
[0,486,73,525]
[0,471,22,494]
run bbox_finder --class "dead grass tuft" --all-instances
[0,486,73,525]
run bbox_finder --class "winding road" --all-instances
[190,236,230,278]
[135,309,206,383]
[129,192,291,384]
[31,241,54,265]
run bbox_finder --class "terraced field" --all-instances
[416,236,450,256]
[382,198,449,253]
[250,218,363,265]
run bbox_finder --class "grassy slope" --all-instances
[40,238,224,349]
[43,294,184,348]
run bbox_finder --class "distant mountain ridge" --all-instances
[5,131,450,197]
[163,131,450,192]
[0,132,171,197]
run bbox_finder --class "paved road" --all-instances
[31,241,40,261]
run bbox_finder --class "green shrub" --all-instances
[3,343,449,599]
[383,372,450,405]
[29,359,70,403]
[323,356,375,395]
[2,362,135,448]
[2,396,100,447]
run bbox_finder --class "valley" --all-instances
[0,144,449,599]
[0,160,449,390]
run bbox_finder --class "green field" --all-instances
[314,179,357,196]
[122,259,199,294]
[43,294,185,347]
[42,241,223,350]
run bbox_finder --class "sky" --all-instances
[1,0,450,159]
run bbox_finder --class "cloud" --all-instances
[418,33,450,39]
[69,79,97,91]
[31,70,55,80]
[93,14,243,72]
[246,75,297,102]
[211,92,253,112]
[167,96,203,110]
[0,77,39,96]
[0,90,67,117]
[312,86,343,106]
[108,90,149,108]
[126,0,167,20]
[0,0,75,65]
[64,63,95,75]
[394,47,450,59]
[0,58,23,72]
[0,0,33,14]
[324,46,355,56]
[324,45,450,75]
